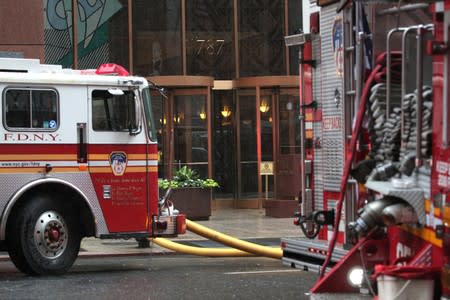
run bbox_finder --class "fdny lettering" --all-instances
[323,116,341,130]
[3,133,60,142]
[395,242,412,262]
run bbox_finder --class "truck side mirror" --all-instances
[129,93,142,136]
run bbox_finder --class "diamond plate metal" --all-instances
[365,180,426,225]
[319,5,345,192]
[0,173,108,240]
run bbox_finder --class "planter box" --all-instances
[162,187,212,220]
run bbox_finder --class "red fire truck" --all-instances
[0,58,185,275]
[282,1,449,299]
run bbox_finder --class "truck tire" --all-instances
[6,193,81,275]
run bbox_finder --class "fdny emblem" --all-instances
[110,152,127,176]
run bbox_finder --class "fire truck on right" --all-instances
[282,1,450,299]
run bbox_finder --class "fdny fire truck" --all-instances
[0,58,185,275]
[282,1,449,299]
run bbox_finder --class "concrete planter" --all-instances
[163,187,212,220]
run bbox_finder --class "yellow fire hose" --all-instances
[151,219,283,259]
[152,237,255,257]
[184,219,282,259]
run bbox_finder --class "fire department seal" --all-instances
[110,152,127,176]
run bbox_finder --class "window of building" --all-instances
[288,0,302,75]
[239,0,285,77]
[186,0,234,79]
[91,89,136,132]
[133,0,182,76]
[4,89,58,130]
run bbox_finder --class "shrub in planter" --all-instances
[158,166,219,220]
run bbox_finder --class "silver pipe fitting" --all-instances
[348,196,417,236]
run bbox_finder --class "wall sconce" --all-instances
[260,101,270,113]
[199,111,206,120]
[221,106,232,118]
[159,118,167,125]
[173,112,184,124]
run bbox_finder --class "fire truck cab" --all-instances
[282,1,450,299]
[0,58,185,275]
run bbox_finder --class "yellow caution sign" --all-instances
[260,161,274,175]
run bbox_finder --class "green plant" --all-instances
[158,166,219,190]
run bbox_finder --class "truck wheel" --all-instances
[7,194,81,275]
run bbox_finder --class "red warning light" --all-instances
[95,63,129,76]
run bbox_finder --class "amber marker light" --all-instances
[78,164,88,171]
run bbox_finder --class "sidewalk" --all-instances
[0,208,302,260]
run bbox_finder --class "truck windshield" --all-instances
[142,87,157,142]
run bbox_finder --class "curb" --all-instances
[0,249,178,262]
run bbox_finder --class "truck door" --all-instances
[87,87,149,233]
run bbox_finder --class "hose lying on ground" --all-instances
[152,237,256,257]
[185,219,282,259]
[151,219,283,259]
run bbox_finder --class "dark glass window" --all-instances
[4,89,58,130]
[133,0,182,76]
[239,0,285,77]
[107,1,130,70]
[288,0,302,75]
[142,87,158,142]
[91,90,136,132]
[152,91,167,179]
[186,0,234,79]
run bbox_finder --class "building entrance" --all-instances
[151,76,299,214]
[213,81,300,211]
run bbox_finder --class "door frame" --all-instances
[148,76,214,180]
[234,83,299,209]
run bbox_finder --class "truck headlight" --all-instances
[347,267,364,287]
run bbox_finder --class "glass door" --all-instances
[172,90,209,178]
[213,90,236,200]
[154,88,209,180]
[260,89,275,200]
[237,89,258,201]
[212,85,298,207]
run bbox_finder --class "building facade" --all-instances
[2,0,302,212]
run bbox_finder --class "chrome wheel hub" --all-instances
[34,211,68,259]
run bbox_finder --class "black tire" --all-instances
[6,193,81,275]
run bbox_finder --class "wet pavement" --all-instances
[0,208,302,260]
